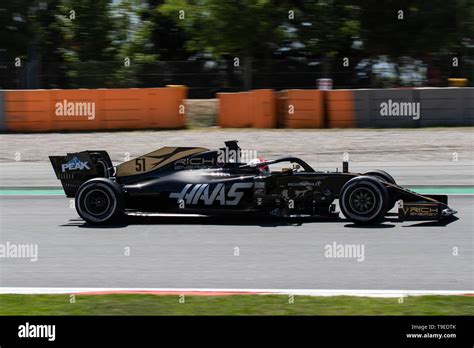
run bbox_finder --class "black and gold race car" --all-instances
[50,140,457,225]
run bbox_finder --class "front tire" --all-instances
[75,178,124,224]
[364,170,396,184]
[339,176,389,225]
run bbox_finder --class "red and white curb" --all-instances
[0,288,473,297]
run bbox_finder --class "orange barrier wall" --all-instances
[251,89,278,128]
[279,89,324,128]
[326,90,355,128]
[4,90,53,132]
[218,89,277,128]
[3,87,186,132]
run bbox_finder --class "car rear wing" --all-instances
[49,151,114,197]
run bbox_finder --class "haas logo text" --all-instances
[170,183,253,206]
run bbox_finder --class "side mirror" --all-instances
[342,161,349,173]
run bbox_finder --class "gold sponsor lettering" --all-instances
[403,206,438,217]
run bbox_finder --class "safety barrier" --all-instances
[2,87,186,132]
[279,89,325,128]
[220,87,473,128]
[325,90,355,128]
[416,88,473,127]
[326,87,474,128]
[353,88,417,127]
[0,90,5,131]
[1,87,472,131]
[217,89,277,128]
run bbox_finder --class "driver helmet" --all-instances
[248,157,269,175]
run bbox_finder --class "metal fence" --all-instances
[1,57,472,98]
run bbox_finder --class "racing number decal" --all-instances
[135,158,146,172]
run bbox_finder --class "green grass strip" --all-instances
[0,294,472,316]
[409,187,474,194]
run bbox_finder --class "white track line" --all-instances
[0,288,472,297]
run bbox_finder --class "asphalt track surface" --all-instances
[0,195,472,290]
[0,129,472,291]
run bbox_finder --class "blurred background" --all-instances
[1,0,473,98]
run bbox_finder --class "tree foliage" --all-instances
[0,0,473,89]
[160,0,285,58]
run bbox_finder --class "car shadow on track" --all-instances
[61,215,458,229]
[68,216,333,228]
[62,216,397,229]
[402,215,459,227]
[344,223,396,229]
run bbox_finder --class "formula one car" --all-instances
[50,141,457,225]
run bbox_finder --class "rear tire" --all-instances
[340,176,389,225]
[75,178,124,224]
